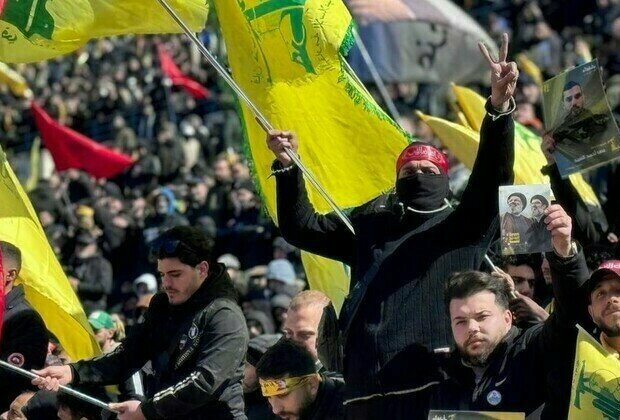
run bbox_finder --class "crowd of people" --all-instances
[1,0,620,419]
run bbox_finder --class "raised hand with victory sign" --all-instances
[479,33,519,111]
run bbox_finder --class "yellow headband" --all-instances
[259,374,316,397]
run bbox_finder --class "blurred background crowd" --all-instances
[2,1,620,417]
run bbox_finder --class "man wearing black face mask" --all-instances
[266,34,517,419]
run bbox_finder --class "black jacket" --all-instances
[431,250,590,418]
[275,102,514,400]
[0,285,48,411]
[72,263,250,419]
[542,162,608,247]
[304,375,345,420]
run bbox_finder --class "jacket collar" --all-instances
[464,326,519,368]
[304,376,339,420]
[5,284,25,309]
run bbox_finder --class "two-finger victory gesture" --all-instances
[479,33,519,111]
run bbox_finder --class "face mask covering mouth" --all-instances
[395,172,450,214]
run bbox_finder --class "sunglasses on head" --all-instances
[149,238,195,260]
[151,238,181,254]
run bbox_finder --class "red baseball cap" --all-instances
[588,260,620,293]
[396,143,449,174]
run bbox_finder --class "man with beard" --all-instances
[256,339,344,420]
[266,34,517,418]
[434,204,587,417]
[501,192,533,254]
[33,227,249,419]
[585,261,620,357]
[525,194,552,253]
[548,81,610,163]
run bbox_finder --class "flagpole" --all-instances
[351,28,402,121]
[0,360,116,413]
[154,0,355,234]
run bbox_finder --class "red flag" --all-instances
[157,44,210,100]
[31,102,134,179]
[0,247,4,345]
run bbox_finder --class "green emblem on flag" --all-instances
[239,0,315,82]
[1,0,54,40]
[573,361,620,419]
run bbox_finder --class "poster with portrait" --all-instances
[542,59,620,178]
[499,185,552,256]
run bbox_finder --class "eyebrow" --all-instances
[453,311,491,321]
[161,270,183,276]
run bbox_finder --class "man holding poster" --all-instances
[542,60,620,177]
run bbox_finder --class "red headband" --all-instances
[396,143,449,174]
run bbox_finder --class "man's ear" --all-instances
[309,374,320,396]
[504,308,513,328]
[6,268,17,283]
[198,261,210,278]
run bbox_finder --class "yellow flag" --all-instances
[416,111,549,185]
[0,62,29,96]
[211,0,410,311]
[451,84,601,208]
[516,53,543,87]
[25,137,40,192]
[0,145,99,361]
[0,0,209,63]
[568,326,620,419]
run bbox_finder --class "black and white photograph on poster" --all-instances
[499,185,553,256]
[542,59,620,177]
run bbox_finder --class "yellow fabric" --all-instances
[260,374,316,397]
[211,0,410,312]
[0,0,209,63]
[0,145,99,361]
[451,83,486,132]
[568,327,620,419]
[300,253,348,312]
[516,53,543,87]
[25,137,40,192]
[0,62,28,96]
[451,84,601,208]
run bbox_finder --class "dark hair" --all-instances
[530,194,549,207]
[0,241,22,274]
[507,192,526,208]
[56,392,101,419]
[444,271,513,313]
[256,339,316,379]
[150,226,214,266]
[563,80,581,92]
[499,254,542,272]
